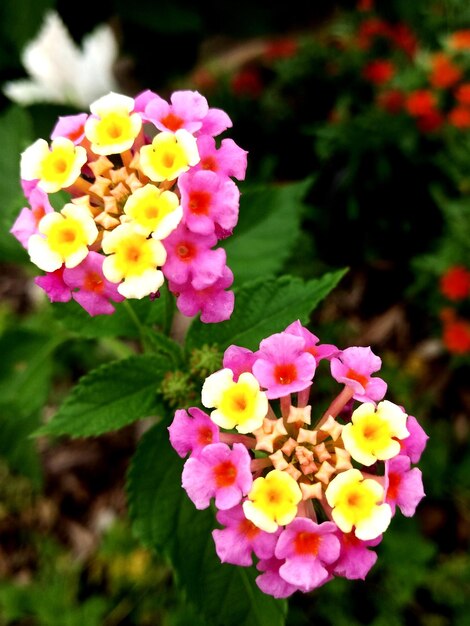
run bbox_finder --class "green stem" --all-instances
[163,286,174,336]
[123,300,147,350]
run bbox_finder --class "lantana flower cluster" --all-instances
[197,1,470,138]
[439,266,470,355]
[12,90,247,322]
[348,11,470,133]
[169,321,428,598]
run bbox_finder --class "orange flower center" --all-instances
[176,242,196,261]
[273,363,297,385]
[238,518,260,540]
[161,112,184,132]
[83,271,105,294]
[32,205,46,225]
[387,472,401,501]
[294,531,321,556]
[197,425,214,447]
[345,369,369,388]
[189,191,211,215]
[201,156,217,171]
[213,461,237,488]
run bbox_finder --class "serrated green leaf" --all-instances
[223,179,313,284]
[36,354,170,438]
[128,422,287,626]
[0,329,60,416]
[142,328,185,366]
[186,270,347,352]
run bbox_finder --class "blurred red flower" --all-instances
[264,37,298,61]
[442,319,470,354]
[231,67,263,98]
[377,89,406,113]
[389,23,418,57]
[440,266,470,300]
[362,59,395,84]
[429,53,462,89]
[454,83,470,106]
[448,29,470,50]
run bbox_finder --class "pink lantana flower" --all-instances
[212,505,279,567]
[169,266,234,323]
[333,531,381,580]
[21,178,38,199]
[252,332,316,399]
[142,90,232,138]
[168,407,220,458]
[51,113,88,144]
[194,135,248,180]
[275,519,340,592]
[385,455,425,517]
[162,224,227,290]
[223,345,257,381]
[197,108,232,137]
[330,346,387,403]
[285,319,339,364]
[181,442,252,510]
[35,267,72,303]
[133,89,156,119]
[179,170,239,238]
[10,187,54,248]
[256,557,302,599]
[400,415,429,463]
[62,251,124,315]
[145,90,209,134]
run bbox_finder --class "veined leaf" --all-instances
[128,422,287,626]
[36,354,170,438]
[186,270,347,352]
[53,285,175,339]
[224,179,313,285]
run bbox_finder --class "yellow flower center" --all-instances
[113,233,155,277]
[47,217,88,257]
[138,130,199,182]
[356,415,392,452]
[201,370,268,434]
[219,382,257,426]
[325,469,389,539]
[84,94,142,155]
[123,185,180,236]
[341,401,408,465]
[40,145,79,188]
[96,112,133,144]
[243,470,302,533]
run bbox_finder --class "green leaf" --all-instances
[142,328,185,367]
[0,106,34,263]
[36,354,170,438]
[186,270,347,352]
[53,285,175,339]
[0,329,60,416]
[0,0,55,53]
[224,179,313,285]
[128,422,287,626]
[115,0,202,33]
[0,402,42,488]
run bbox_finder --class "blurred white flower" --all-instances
[3,11,119,108]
